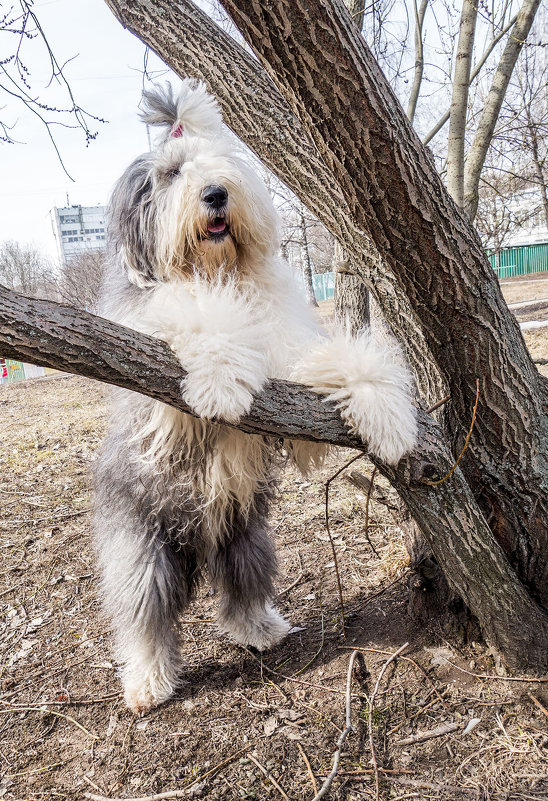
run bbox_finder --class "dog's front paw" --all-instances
[174,332,267,424]
[296,331,417,466]
[342,383,417,465]
[182,372,255,424]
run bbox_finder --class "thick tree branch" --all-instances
[0,286,361,448]
[3,284,548,669]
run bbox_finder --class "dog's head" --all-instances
[109,81,280,286]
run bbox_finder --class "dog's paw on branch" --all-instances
[0,285,412,452]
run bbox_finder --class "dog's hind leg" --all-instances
[208,495,290,651]
[96,506,198,715]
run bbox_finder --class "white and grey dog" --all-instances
[95,80,416,715]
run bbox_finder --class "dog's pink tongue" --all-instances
[208,220,227,234]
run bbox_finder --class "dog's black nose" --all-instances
[201,185,228,209]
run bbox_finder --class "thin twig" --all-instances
[318,768,414,777]
[309,649,360,801]
[528,692,548,719]
[248,753,290,801]
[244,648,357,696]
[296,742,318,795]
[369,643,409,801]
[325,452,365,637]
[340,645,450,709]
[425,395,451,414]
[387,692,450,736]
[363,465,380,557]
[0,693,120,707]
[423,379,480,486]
[277,570,306,597]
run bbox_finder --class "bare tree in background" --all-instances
[56,250,107,313]
[0,240,56,299]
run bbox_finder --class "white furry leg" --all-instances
[121,638,183,716]
[296,330,417,465]
[95,505,194,715]
[218,602,290,651]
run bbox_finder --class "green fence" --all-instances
[312,272,335,301]
[309,244,548,300]
[488,243,548,279]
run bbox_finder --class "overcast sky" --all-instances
[0,0,177,261]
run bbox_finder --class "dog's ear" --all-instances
[109,157,158,287]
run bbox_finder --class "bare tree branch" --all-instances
[407,0,429,124]
[446,0,478,207]
[464,0,541,218]
[423,11,519,146]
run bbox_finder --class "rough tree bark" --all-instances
[100,0,548,667]
[333,242,370,334]
[3,285,548,668]
[333,0,371,333]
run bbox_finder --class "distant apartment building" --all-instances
[51,204,107,264]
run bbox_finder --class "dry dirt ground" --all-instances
[2,279,548,801]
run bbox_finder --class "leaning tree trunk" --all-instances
[99,0,548,667]
[214,0,548,596]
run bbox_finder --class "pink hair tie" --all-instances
[170,122,184,138]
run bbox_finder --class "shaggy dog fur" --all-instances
[95,80,417,714]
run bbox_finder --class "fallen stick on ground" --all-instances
[309,649,360,801]
[396,721,461,746]
[248,753,290,801]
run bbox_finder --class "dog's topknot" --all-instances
[140,79,223,138]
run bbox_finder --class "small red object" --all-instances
[170,123,184,138]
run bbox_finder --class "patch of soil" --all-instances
[1,375,548,801]
[499,272,548,305]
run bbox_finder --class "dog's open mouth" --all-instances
[206,216,229,240]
